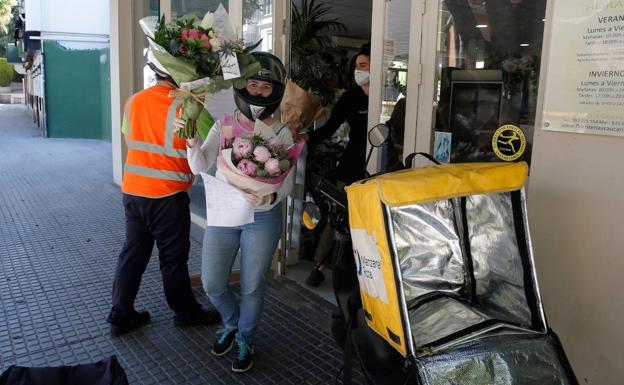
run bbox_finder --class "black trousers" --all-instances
[109,192,200,322]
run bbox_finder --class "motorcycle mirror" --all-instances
[302,202,321,230]
[368,124,390,148]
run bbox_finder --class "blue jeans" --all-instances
[201,204,281,344]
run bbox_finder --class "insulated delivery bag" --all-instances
[344,162,578,385]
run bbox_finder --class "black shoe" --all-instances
[174,308,221,327]
[305,268,325,287]
[211,328,238,356]
[232,341,254,373]
[108,310,150,337]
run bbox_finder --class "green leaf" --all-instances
[233,78,247,89]
[279,159,291,171]
[243,39,263,53]
[151,48,198,84]
[240,61,261,79]
[181,98,203,120]
[197,109,214,140]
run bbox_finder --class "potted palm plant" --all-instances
[291,0,346,105]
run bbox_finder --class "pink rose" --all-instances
[266,137,281,150]
[198,34,211,49]
[181,29,211,49]
[264,158,281,176]
[253,146,271,163]
[236,159,257,177]
[232,137,253,159]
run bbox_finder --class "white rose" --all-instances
[210,38,221,51]
[200,12,215,29]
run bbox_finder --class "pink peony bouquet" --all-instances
[216,115,304,196]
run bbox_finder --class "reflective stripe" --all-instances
[165,98,183,148]
[124,164,191,182]
[127,140,187,158]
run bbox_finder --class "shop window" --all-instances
[429,0,546,164]
[243,0,272,53]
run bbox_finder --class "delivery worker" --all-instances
[106,53,220,337]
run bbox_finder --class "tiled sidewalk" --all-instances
[0,105,362,384]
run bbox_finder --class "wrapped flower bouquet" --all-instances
[139,4,262,139]
[216,115,304,196]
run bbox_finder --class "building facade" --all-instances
[20,0,111,139]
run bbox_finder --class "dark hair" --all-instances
[155,72,176,85]
[358,42,370,58]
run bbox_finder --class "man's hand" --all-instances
[243,193,276,207]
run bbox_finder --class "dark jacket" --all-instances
[309,86,368,184]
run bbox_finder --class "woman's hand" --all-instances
[175,118,198,147]
[243,193,276,207]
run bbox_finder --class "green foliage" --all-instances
[243,0,263,24]
[292,0,345,49]
[0,0,16,34]
[0,1,17,57]
[0,57,14,86]
[290,0,346,105]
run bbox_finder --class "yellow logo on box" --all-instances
[492,124,526,161]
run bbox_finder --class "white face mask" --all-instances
[250,105,265,120]
[354,70,370,86]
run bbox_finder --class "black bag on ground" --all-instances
[0,355,129,385]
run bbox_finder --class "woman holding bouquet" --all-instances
[182,52,293,373]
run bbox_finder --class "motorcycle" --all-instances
[303,124,417,384]
[302,125,578,385]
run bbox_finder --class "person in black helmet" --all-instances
[180,52,292,373]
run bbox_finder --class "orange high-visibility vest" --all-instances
[121,84,193,198]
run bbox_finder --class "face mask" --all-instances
[354,70,370,86]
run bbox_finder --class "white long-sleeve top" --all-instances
[187,113,295,212]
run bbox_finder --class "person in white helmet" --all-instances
[107,49,220,337]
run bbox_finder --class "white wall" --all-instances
[528,1,624,383]
[24,0,109,35]
[528,129,624,385]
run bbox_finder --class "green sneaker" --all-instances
[232,341,254,373]
[212,327,237,356]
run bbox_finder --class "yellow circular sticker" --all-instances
[492,124,526,161]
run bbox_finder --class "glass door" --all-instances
[133,0,160,91]
[369,0,424,171]
[418,0,547,164]
[377,0,412,166]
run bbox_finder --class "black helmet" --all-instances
[234,52,286,121]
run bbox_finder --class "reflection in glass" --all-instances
[243,0,273,53]
[431,0,546,164]
[172,0,229,18]
[381,0,410,164]
[133,1,160,90]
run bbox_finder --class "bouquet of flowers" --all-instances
[139,4,261,139]
[280,79,325,134]
[216,115,305,196]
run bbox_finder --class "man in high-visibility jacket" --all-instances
[106,55,219,337]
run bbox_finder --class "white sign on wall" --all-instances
[542,0,624,137]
